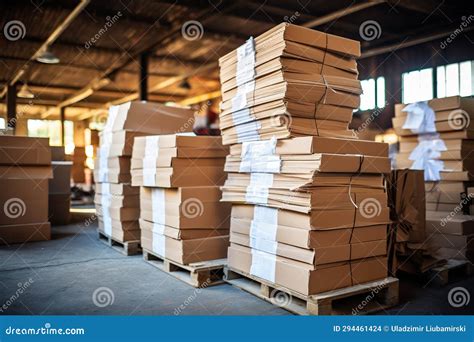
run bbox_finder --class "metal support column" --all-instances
[139,53,149,101]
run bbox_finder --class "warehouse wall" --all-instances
[358,30,474,129]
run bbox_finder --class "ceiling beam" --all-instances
[360,25,474,58]
[0,0,90,99]
[302,0,386,28]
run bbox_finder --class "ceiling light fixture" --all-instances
[36,48,60,64]
[17,83,35,99]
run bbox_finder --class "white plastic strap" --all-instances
[151,188,166,225]
[241,137,277,158]
[143,136,160,185]
[236,120,260,143]
[409,135,447,181]
[245,173,273,204]
[402,101,436,134]
[152,222,165,235]
[236,37,256,86]
[101,183,112,236]
[152,232,166,258]
[250,205,278,241]
[250,249,276,282]
[239,138,280,172]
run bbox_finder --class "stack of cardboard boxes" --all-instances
[0,136,52,244]
[94,102,194,244]
[218,24,392,296]
[393,96,474,263]
[49,147,72,225]
[71,146,86,184]
[131,134,231,264]
[218,23,362,145]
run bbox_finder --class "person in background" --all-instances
[193,100,221,136]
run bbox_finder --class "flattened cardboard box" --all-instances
[140,219,228,240]
[94,193,139,208]
[426,212,474,235]
[140,186,230,229]
[49,161,72,194]
[230,136,388,157]
[96,183,139,196]
[132,166,227,188]
[107,101,194,134]
[230,231,386,265]
[230,204,390,230]
[141,229,228,265]
[0,178,49,225]
[231,216,387,249]
[0,222,51,245]
[98,220,140,241]
[49,193,71,225]
[0,136,51,166]
[96,204,139,221]
[228,243,387,295]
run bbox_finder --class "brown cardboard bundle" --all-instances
[131,134,228,188]
[426,211,474,262]
[0,136,52,244]
[220,23,390,295]
[138,185,230,264]
[393,96,474,137]
[228,243,387,295]
[48,161,72,225]
[94,102,194,243]
[133,133,232,264]
[386,170,444,274]
[218,23,362,145]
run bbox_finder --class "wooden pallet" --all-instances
[225,267,399,315]
[143,248,226,288]
[97,230,141,256]
[428,259,473,286]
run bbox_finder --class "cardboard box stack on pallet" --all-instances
[131,134,231,264]
[387,170,445,274]
[94,102,194,245]
[218,23,392,296]
[49,147,72,225]
[0,136,52,244]
[393,96,474,263]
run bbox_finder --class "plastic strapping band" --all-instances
[348,155,365,209]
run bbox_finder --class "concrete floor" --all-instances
[0,212,473,315]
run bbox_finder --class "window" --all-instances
[27,119,74,147]
[359,77,385,111]
[437,60,474,98]
[0,118,5,129]
[402,68,433,104]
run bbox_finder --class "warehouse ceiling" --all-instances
[0,0,472,121]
